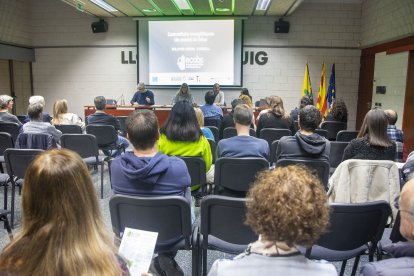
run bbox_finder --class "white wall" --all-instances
[0,0,31,46]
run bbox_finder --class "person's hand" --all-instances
[141,273,153,276]
[146,97,150,104]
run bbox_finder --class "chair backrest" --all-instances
[4,148,43,179]
[336,130,359,142]
[54,124,83,134]
[214,157,269,197]
[259,128,292,148]
[310,201,390,253]
[205,126,219,142]
[0,122,20,142]
[109,194,192,248]
[0,132,14,155]
[200,195,258,246]
[179,156,206,188]
[269,140,279,164]
[86,125,118,148]
[329,141,349,169]
[207,138,217,164]
[223,127,256,139]
[315,129,328,138]
[16,115,26,124]
[117,116,128,137]
[60,134,99,159]
[204,118,222,129]
[321,121,347,141]
[15,133,56,150]
[276,158,330,189]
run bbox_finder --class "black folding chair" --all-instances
[204,118,222,130]
[315,129,329,138]
[86,125,125,156]
[305,201,390,276]
[329,141,349,174]
[109,194,198,276]
[259,128,292,149]
[199,195,258,276]
[207,139,217,164]
[61,134,110,199]
[55,124,83,134]
[4,148,43,227]
[0,122,20,142]
[222,127,256,139]
[205,126,219,142]
[15,133,56,150]
[179,156,207,194]
[269,140,279,164]
[0,132,14,173]
[321,121,347,141]
[336,130,359,142]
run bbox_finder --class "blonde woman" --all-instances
[51,99,85,131]
[256,95,295,135]
[0,149,129,275]
[194,107,215,141]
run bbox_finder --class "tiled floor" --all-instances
[0,165,370,275]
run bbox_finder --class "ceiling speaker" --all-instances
[274,19,290,33]
[91,19,108,33]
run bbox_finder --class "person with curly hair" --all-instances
[208,165,336,276]
[324,98,348,125]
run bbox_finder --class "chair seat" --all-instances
[83,156,107,165]
[0,174,9,184]
[304,244,368,261]
[205,235,249,254]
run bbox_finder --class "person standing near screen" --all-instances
[213,83,225,106]
[130,82,155,105]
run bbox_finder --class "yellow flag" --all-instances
[302,63,313,103]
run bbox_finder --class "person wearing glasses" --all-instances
[361,178,414,275]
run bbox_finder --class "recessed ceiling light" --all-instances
[142,8,157,12]
[89,0,117,12]
[256,0,271,11]
[216,7,230,12]
[173,0,191,10]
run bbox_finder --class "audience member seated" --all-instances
[239,94,253,109]
[22,103,62,144]
[23,95,52,123]
[208,165,336,276]
[220,99,243,139]
[87,96,129,157]
[213,83,225,106]
[158,101,213,184]
[324,98,348,125]
[289,95,312,121]
[172,83,194,105]
[256,95,295,136]
[194,107,215,141]
[0,149,129,275]
[0,95,21,126]
[111,110,191,276]
[200,91,223,120]
[361,178,414,275]
[385,109,404,162]
[130,82,155,105]
[51,99,85,131]
[240,87,253,102]
[277,105,330,161]
[218,104,268,159]
[342,108,396,161]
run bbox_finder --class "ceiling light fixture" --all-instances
[142,8,157,12]
[216,7,230,12]
[89,0,117,12]
[256,0,271,11]
[173,0,191,10]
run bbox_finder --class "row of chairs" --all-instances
[109,194,391,276]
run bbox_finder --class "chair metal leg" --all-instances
[351,255,361,276]
[0,214,13,240]
[100,162,104,199]
[202,248,208,276]
[3,181,7,210]
[107,159,112,189]
[10,180,16,228]
[339,260,347,276]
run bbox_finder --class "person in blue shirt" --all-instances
[130,82,155,105]
[200,91,223,120]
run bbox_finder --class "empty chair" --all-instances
[15,133,56,150]
[329,141,349,174]
[4,148,43,227]
[60,134,110,199]
[0,122,20,142]
[222,127,256,139]
[305,201,390,276]
[336,130,359,142]
[179,156,206,194]
[0,132,14,173]
[315,128,329,138]
[205,126,219,142]
[54,124,83,134]
[276,158,330,190]
[86,125,125,156]
[207,138,217,164]
[109,194,198,275]
[321,121,347,141]
[259,128,292,149]
[204,117,222,129]
[214,157,269,197]
[200,195,258,276]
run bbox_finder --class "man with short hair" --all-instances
[23,95,52,123]
[213,83,225,106]
[200,91,223,120]
[277,105,330,161]
[219,99,243,139]
[87,96,129,156]
[361,178,414,275]
[385,109,404,161]
[110,109,191,276]
[218,104,269,159]
[130,82,155,105]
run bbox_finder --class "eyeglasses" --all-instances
[394,196,414,216]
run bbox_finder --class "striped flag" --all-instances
[327,63,336,114]
[302,63,314,104]
[316,63,327,117]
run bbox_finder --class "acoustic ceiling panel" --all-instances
[105,0,144,16]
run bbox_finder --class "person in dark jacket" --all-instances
[219,99,243,139]
[110,109,191,276]
[276,105,330,161]
[361,178,414,275]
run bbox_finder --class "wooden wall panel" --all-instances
[403,51,414,154]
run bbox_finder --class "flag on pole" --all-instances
[327,63,335,114]
[302,63,313,104]
[316,63,327,117]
